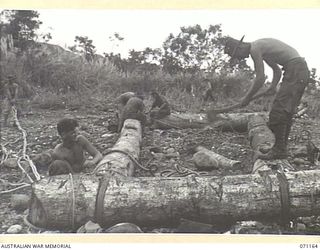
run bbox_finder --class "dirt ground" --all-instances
[1,105,320,234]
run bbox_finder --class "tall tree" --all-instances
[161,24,227,74]
[72,36,96,62]
[1,10,42,51]
[160,24,253,76]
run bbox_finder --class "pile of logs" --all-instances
[27,113,320,231]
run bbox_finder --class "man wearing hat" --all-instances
[2,75,19,127]
[223,37,310,160]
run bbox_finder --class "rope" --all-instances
[12,106,41,181]
[17,157,34,183]
[69,173,75,230]
[0,144,9,164]
[92,149,157,175]
[0,183,31,194]
[94,175,110,226]
[276,168,291,227]
[23,214,51,232]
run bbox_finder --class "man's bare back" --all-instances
[251,38,300,66]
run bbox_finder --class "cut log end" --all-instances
[28,193,48,229]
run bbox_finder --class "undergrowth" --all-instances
[2,43,320,117]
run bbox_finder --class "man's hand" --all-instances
[83,160,95,168]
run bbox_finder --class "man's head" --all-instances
[224,36,249,61]
[57,118,79,143]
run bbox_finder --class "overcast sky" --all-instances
[19,9,320,75]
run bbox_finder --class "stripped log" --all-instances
[192,146,241,170]
[28,170,320,230]
[28,119,142,230]
[153,112,267,132]
[247,115,294,173]
[94,119,142,176]
[248,114,277,173]
[248,114,275,160]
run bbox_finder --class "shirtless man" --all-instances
[222,37,310,159]
[149,91,171,120]
[118,96,146,132]
[116,91,136,111]
[2,75,19,127]
[47,118,102,176]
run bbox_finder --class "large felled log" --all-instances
[94,119,142,176]
[153,112,267,132]
[28,170,320,230]
[28,119,142,230]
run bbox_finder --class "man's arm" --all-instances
[78,135,102,167]
[264,59,282,93]
[150,100,158,109]
[240,49,265,106]
[251,60,282,100]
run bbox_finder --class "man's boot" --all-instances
[257,123,288,160]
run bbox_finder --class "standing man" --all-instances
[2,75,19,127]
[222,37,309,159]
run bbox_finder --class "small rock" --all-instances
[104,223,143,233]
[7,225,22,234]
[297,216,314,226]
[77,220,102,233]
[166,148,175,154]
[165,152,180,159]
[1,158,26,169]
[296,223,306,231]
[10,194,30,211]
[151,152,164,160]
[293,158,307,165]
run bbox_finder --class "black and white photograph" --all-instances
[1,4,320,241]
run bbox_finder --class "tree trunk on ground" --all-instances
[248,114,275,161]
[192,146,241,170]
[153,112,267,132]
[28,169,320,230]
[28,119,142,230]
[247,115,294,174]
[94,119,142,176]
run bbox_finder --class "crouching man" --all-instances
[36,118,103,176]
[118,96,146,132]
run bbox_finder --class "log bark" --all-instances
[153,112,267,132]
[28,119,142,230]
[248,114,275,161]
[28,170,320,230]
[192,146,241,170]
[247,115,294,174]
[94,119,142,176]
